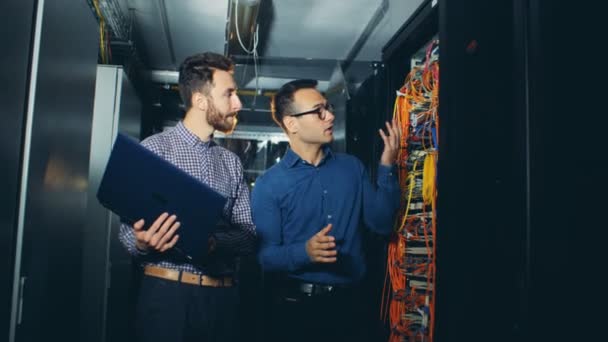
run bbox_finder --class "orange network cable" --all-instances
[393,90,410,187]
[384,234,409,338]
[386,80,418,341]
[384,43,439,341]
[382,89,411,340]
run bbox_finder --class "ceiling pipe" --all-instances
[158,0,177,68]
[225,0,262,56]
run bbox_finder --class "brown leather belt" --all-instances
[144,265,233,288]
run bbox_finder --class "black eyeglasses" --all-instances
[289,103,334,120]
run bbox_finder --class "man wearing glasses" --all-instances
[251,79,401,342]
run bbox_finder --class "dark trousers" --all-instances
[268,280,367,342]
[135,275,239,342]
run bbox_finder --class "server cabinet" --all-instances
[381,0,525,340]
[436,0,527,340]
[81,65,141,342]
[1,1,37,340]
[7,1,99,341]
[380,1,601,341]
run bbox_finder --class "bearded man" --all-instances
[118,52,256,342]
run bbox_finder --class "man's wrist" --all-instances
[379,158,396,167]
[135,241,149,252]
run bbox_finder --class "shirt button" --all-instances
[327,215,332,219]
[323,190,328,194]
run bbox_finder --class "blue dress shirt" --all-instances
[251,147,400,285]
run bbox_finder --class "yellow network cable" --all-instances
[422,153,437,206]
[93,0,107,64]
[398,160,419,232]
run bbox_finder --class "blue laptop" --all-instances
[97,133,227,263]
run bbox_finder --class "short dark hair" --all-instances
[178,52,234,109]
[272,79,318,129]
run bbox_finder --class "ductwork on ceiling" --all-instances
[106,0,424,78]
[225,0,262,56]
[103,0,424,134]
[145,67,331,91]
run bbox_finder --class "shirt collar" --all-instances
[282,145,334,168]
[175,121,214,148]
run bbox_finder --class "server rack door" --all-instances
[437,0,527,341]
[523,1,602,340]
[1,1,36,340]
[382,0,528,340]
[11,1,98,341]
[81,65,142,342]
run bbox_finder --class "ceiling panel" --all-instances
[120,0,420,72]
[354,0,425,61]
[123,0,228,70]
[233,56,337,89]
[128,0,173,69]
[165,1,229,68]
[260,0,383,59]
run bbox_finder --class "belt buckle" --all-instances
[299,283,314,295]
[298,282,334,296]
[316,284,334,295]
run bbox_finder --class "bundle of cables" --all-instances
[91,0,112,64]
[381,39,439,342]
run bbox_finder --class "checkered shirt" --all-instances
[118,121,256,274]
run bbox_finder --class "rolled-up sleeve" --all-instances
[118,223,148,256]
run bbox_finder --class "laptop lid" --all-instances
[96,133,227,263]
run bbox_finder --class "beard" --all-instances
[206,102,238,134]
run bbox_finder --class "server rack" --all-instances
[375,0,603,341]
[81,65,142,342]
[379,0,527,340]
[4,1,99,341]
[382,2,439,341]
[0,1,37,339]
